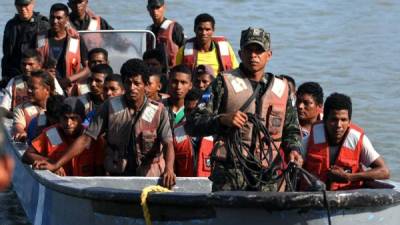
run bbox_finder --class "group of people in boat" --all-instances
[0,0,390,191]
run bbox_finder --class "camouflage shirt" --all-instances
[185,65,302,154]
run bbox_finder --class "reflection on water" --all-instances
[0,187,30,225]
[0,0,399,223]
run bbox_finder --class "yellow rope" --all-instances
[140,185,172,225]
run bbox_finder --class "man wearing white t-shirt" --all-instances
[302,93,390,191]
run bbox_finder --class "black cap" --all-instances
[15,0,32,5]
[147,0,164,8]
[240,27,271,51]
[63,97,86,120]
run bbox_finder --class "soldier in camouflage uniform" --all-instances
[185,27,303,192]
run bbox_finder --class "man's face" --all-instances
[68,0,88,17]
[46,67,57,77]
[144,58,163,71]
[195,73,212,91]
[50,10,69,33]
[239,43,271,73]
[21,57,42,76]
[28,76,50,103]
[89,53,108,69]
[60,113,82,136]
[146,75,161,99]
[147,4,165,23]
[15,0,35,21]
[88,73,105,96]
[195,22,214,46]
[296,93,322,123]
[325,109,350,145]
[124,75,146,103]
[103,80,124,99]
[169,72,192,100]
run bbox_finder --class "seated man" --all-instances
[103,73,125,100]
[78,63,113,114]
[34,59,176,188]
[13,71,55,142]
[193,64,214,104]
[23,97,100,176]
[296,82,324,137]
[146,67,168,102]
[27,95,65,145]
[1,49,43,114]
[143,48,168,93]
[174,88,213,177]
[302,93,390,191]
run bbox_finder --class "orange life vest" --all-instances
[182,37,233,72]
[218,69,289,168]
[32,125,96,176]
[37,30,82,78]
[173,121,213,177]
[11,76,29,111]
[304,121,364,190]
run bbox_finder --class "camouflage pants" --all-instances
[210,162,278,192]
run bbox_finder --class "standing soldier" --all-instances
[1,0,49,87]
[185,27,303,191]
[146,0,185,69]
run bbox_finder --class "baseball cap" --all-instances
[147,0,164,8]
[15,0,32,5]
[240,27,270,51]
[195,64,215,77]
[63,97,86,120]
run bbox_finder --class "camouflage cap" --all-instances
[147,0,164,8]
[240,27,270,51]
[15,0,33,5]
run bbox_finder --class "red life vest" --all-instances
[11,76,29,111]
[147,20,179,68]
[182,37,233,72]
[304,122,364,190]
[37,31,82,78]
[33,125,96,176]
[173,121,213,177]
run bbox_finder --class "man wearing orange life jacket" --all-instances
[296,82,324,138]
[37,3,89,96]
[177,88,214,177]
[24,97,100,176]
[185,27,303,191]
[163,65,211,177]
[0,49,43,115]
[146,0,185,69]
[12,71,55,142]
[176,13,239,75]
[302,93,390,191]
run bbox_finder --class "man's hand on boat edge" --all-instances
[162,168,176,189]
[32,160,59,173]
